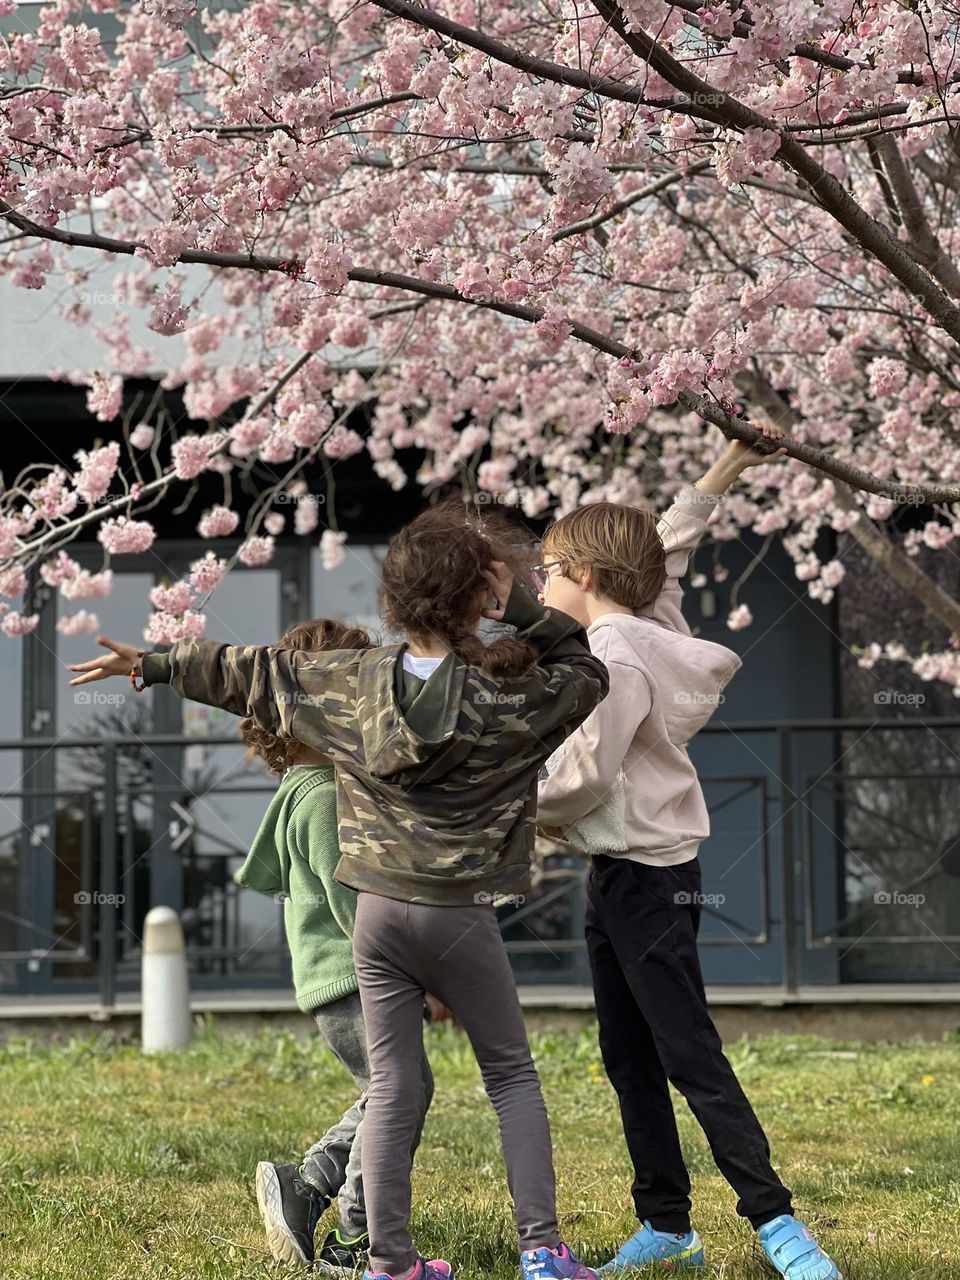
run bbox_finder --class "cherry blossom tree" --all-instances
[2,0,960,687]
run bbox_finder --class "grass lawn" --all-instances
[1,1022,957,1279]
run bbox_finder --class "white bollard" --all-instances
[141,906,193,1054]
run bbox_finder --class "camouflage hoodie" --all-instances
[141,582,609,906]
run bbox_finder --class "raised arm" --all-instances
[643,428,787,635]
[484,563,610,741]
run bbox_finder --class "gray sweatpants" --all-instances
[353,892,560,1276]
[301,989,434,1239]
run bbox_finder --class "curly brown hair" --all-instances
[240,618,374,773]
[380,496,540,678]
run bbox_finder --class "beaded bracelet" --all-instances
[128,651,147,694]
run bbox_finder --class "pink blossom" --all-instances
[294,495,321,535]
[330,313,369,349]
[172,433,224,480]
[139,0,197,30]
[0,566,28,596]
[306,241,351,292]
[74,442,120,504]
[150,581,196,613]
[477,457,516,495]
[238,535,275,566]
[85,374,123,423]
[149,280,191,335]
[130,424,155,450]
[97,517,156,554]
[56,610,101,637]
[198,505,239,538]
[868,358,908,398]
[264,512,285,535]
[0,518,23,559]
[288,404,333,448]
[820,559,846,589]
[188,551,227,593]
[320,528,347,570]
[534,308,572,354]
[726,604,753,631]
[454,261,495,302]
[1,610,39,637]
[922,521,953,549]
[549,142,614,204]
[323,426,365,459]
[29,468,79,520]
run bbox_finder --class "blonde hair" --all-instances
[542,503,666,611]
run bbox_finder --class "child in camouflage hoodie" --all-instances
[68,498,610,1280]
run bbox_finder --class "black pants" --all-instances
[585,854,792,1235]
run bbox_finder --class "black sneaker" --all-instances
[255,1160,324,1264]
[316,1227,370,1273]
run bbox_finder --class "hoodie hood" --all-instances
[355,644,493,783]
[588,613,741,745]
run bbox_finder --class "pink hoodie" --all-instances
[537,486,741,867]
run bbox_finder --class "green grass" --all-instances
[1,1022,958,1279]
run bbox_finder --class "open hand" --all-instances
[67,636,142,686]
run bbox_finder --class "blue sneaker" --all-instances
[757,1216,841,1280]
[599,1222,705,1270]
[520,1242,598,1280]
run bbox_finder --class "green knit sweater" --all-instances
[233,764,357,1012]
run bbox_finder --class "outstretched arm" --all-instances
[68,635,356,751]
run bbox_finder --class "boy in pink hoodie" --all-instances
[535,432,842,1280]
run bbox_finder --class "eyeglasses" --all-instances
[530,560,565,594]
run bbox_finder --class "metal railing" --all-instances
[2,717,959,1009]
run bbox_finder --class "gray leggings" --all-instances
[302,990,433,1239]
[353,892,559,1275]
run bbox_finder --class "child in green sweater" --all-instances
[234,618,434,1271]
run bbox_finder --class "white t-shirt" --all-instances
[402,652,444,680]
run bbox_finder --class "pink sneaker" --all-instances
[364,1257,454,1280]
[521,1242,598,1280]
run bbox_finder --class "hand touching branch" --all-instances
[695,421,788,497]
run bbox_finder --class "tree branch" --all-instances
[552,158,713,241]
[742,372,960,636]
[586,0,960,346]
[874,134,960,298]
[2,203,958,503]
